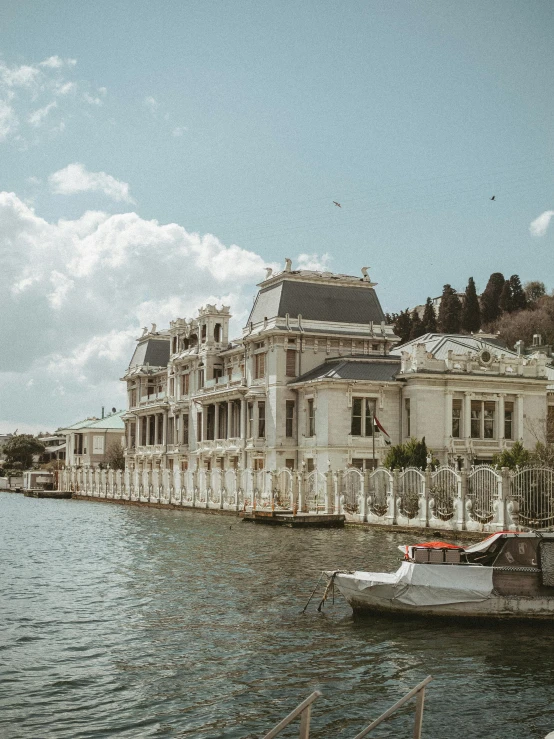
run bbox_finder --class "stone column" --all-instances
[498,394,505,440]
[464,392,472,439]
[162,412,168,446]
[146,415,151,446]
[240,398,247,439]
[214,402,220,440]
[202,406,208,442]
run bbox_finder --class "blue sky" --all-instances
[1,1,553,430]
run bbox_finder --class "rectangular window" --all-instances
[198,369,204,389]
[169,377,175,397]
[141,417,147,446]
[351,398,362,436]
[255,352,266,379]
[253,458,264,471]
[93,435,104,454]
[307,399,315,437]
[452,399,462,438]
[206,406,215,441]
[286,349,296,377]
[147,382,155,398]
[74,433,84,455]
[214,367,223,380]
[405,399,411,437]
[504,402,513,440]
[130,388,137,407]
[130,422,136,449]
[285,458,295,470]
[306,458,315,472]
[471,401,481,439]
[286,400,295,438]
[483,401,495,439]
[181,374,189,395]
[351,398,376,437]
[149,417,156,445]
[157,414,164,445]
[167,417,174,445]
[183,414,189,445]
[197,412,202,442]
[258,402,266,438]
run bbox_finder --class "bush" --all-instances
[383,437,436,470]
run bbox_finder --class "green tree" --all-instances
[383,437,433,470]
[421,297,437,333]
[3,434,45,471]
[480,272,505,324]
[509,275,527,312]
[460,276,481,333]
[492,441,532,470]
[499,279,514,313]
[437,284,462,333]
[394,309,413,343]
[106,440,125,470]
[409,309,425,340]
[524,280,546,305]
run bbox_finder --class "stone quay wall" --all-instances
[59,465,554,532]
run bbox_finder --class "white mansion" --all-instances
[122,263,553,473]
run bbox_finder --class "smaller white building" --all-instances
[61,411,125,467]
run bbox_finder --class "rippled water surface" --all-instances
[1,493,554,738]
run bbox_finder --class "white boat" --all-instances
[329,532,554,620]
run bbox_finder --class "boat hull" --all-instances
[334,573,554,620]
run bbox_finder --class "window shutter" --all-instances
[286,349,296,377]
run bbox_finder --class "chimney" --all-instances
[101,406,105,419]
[515,340,525,356]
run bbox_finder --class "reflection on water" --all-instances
[1,492,553,738]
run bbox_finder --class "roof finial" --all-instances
[265,267,273,279]
[284,257,292,272]
[361,266,370,281]
[150,323,157,333]
[141,326,148,337]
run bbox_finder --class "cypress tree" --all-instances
[437,284,462,333]
[421,297,437,333]
[499,280,514,313]
[460,277,481,333]
[394,309,413,344]
[480,272,505,324]
[409,309,424,340]
[509,275,527,311]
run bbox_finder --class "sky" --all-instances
[0,0,553,432]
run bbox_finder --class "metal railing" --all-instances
[261,691,321,739]
[260,677,431,738]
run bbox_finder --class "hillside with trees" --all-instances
[387,273,552,349]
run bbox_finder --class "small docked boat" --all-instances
[329,532,554,620]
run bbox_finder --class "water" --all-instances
[1,493,553,739]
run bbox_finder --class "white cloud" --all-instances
[0,192,280,429]
[0,99,17,140]
[144,96,158,112]
[39,56,77,69]
[296,252,332,271]
[530,210,554,237]
[28,101,57,127]
[54,81,75,96]
[0,62,41,88]
[49,163,136,204]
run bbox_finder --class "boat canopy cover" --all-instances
[347,562,493,607]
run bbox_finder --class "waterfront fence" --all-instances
[58,465,554,532]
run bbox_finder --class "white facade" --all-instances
[122,265,553,472]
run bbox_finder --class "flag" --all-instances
[374,415,391,445]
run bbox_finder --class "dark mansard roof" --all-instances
[248,279,386,326]
[292,357,401,384]
[128,337,170,369]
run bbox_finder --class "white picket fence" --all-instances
[58,465,554,532]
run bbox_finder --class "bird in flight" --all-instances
[490,195,496,201]
[333,201,341,207]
